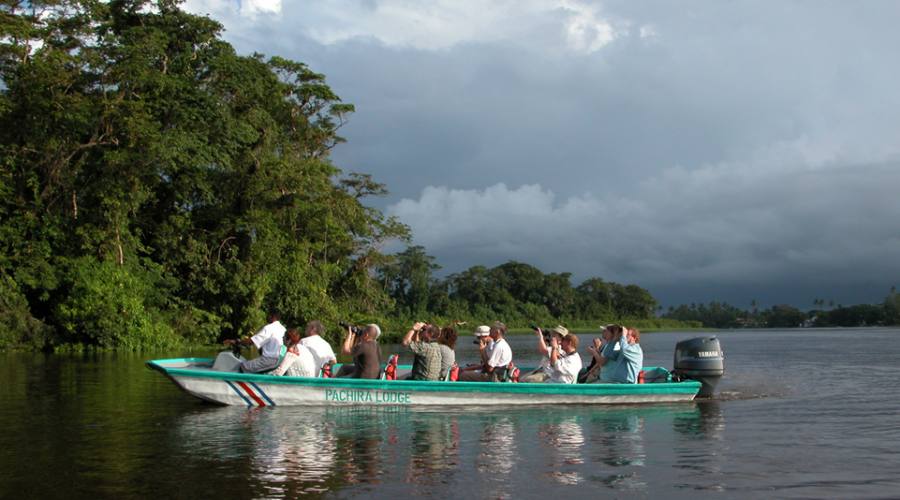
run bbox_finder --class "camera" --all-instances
[339,322,362,335]
[530,323,553,346]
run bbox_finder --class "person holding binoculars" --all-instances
[336,323,382,379]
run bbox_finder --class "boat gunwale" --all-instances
[147,358,702,396]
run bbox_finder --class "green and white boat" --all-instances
[147,357,707,407]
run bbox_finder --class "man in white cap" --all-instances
[458,322,513,382]
[460,325,491,374]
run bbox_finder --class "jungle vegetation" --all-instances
[0,1,666,350]
[3,2,894,350]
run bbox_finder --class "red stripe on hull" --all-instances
[236,381,266,407]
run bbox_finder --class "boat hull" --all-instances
[147,358,701,407]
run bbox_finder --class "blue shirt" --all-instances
[600,336,643,384]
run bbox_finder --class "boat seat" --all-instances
[640,367,672,383]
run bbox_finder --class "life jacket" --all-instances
[449,363,459,382]
[320,363,333,378]
[508,362,520,383]
[638,370,646,384]
[383,354,398,380]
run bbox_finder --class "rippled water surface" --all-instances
[2,329,899,498]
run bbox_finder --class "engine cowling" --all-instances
[673,336,724,398]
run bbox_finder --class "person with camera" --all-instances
[547,330,582,384]
[299,320,337,376]
[458,321,513,382]
[521,325,570,383]
[580,325,616,383]
[459,325,491,375]
[223,311,286,373]
[588,324,643,383]
[272,328,317,377]
[402,322,443,381]
[336,323,382,379]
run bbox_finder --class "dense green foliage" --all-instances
[0,0,406,349]
[376,248,660,332]
[0,0,669,350]
[4,2,893,351]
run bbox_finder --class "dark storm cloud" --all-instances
[184,0,900,306]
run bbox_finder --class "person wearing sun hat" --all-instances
[522,325,573,383]
[472,324,493,362]
[458,321,513,382]
[546,329,581,384]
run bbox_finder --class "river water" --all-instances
[1,328,898,498]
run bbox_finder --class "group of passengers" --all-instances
[225,313,644,384]
[224,313,341,378]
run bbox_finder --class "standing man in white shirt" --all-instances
[458,321,513,382]
[224,312,286,373]
[299,320,337,376]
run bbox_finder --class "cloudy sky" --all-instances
[184,0,900,308]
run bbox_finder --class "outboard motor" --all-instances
[673,336,724,398]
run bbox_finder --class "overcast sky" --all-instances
[184,0,900,308]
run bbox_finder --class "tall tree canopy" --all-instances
[0,0,406,349]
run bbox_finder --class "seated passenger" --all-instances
[437,325,458,377]
[521,325,568,383]
[336,323,382,379]
[402,322,443,381]
[459,325,491,374]
[593,325,643,384]
[299,320,337,375]
[272,328,317,377]
[223,312,286,373]
[580,325,616,383]
[458,322,513,382]
[546,332,582,384]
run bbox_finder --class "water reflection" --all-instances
[469,413,516,498]
[537,415,585,485]
[673,400,726,440]
[406,413,460,486]
[590,410,646,468]
[586,408,648,492]
[167,402,723,497]
[672,401,727,492]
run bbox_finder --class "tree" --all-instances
[0,0,406,348]
[762,305,806,328]
[612,284,657,319]
[379,245,440,317]
[540,272,576,318]
[884,287,900,325]
[575,277,614,319]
